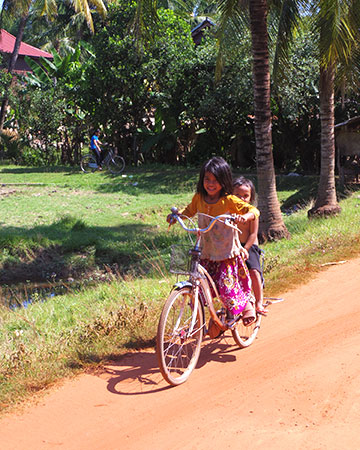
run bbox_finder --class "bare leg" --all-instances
[242,300,256,326]
[250,269,264,311]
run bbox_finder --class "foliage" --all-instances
[0,56,12,95]
[3,0,360,174]
[15,88,66,165]
[8,43,96,165]
[181,40,255,165]
[79,3,196,162]
[272,25,321,173]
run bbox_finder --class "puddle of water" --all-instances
[0,280,85,309]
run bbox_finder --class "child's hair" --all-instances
[197,157,233,197]
[233,176,256,204]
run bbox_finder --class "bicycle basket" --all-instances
[169,245,191,275]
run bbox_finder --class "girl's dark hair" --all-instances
[233,176,256,204]
[197,157,233,197]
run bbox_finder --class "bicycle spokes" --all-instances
[156,288,204,385]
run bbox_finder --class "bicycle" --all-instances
[80,145,125,174]
[156,208,281,386]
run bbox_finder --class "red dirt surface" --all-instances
[1,257,360,450]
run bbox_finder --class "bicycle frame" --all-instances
[169,209,239,335]
[102,147,115,164]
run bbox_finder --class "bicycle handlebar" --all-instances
[170,207,240,234]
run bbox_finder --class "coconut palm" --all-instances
[217,0,302,241]
[132,0,298,241]
[0,0,106,130]
[307,0,360,217]
[247,0,291,241]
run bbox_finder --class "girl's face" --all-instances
[203,171,222,201]
[233,184,252,203]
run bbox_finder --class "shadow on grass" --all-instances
[93,167,198,195]
[0,165,326,206]
[279,178,360,211]
[0,218,175,284]
[278,176,319,211]
[0,165,78,174]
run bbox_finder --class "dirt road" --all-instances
[1,257,360,450]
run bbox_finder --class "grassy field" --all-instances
[1,163,360,412]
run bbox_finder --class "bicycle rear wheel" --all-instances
[156,287,204,386]
[80,154,98,173]
[231,313,261,348]
[108,155,125,174]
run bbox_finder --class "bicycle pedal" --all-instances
[226,315,241,330]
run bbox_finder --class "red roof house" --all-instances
[0,29,53,73]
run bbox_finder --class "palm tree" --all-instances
[250,0,294,241]
[133,0,298,241]
[308,0,360,217]
[0,0,106,130]
[217,0,301,241]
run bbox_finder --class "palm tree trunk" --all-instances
[0,14,28,131]
[249,0,290,242]
[308,64,341,218]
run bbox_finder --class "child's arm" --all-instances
[232,196,260,220]
[237,211,256,223]
[166,194,198,225]
[243,217,259,252]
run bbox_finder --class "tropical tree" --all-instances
[24,2,94,56]
[216,0,302,241]
[307,0,360,217]
[0,0,106,130]
[247,0,291,241]
[80,3,197,162]
[131,0,298,240]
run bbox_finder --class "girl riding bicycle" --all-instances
[167,157,259,326]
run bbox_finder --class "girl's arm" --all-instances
[179,193,199,218]
[237,211,256,223]
[231,195,260,219]
[243,217,259,251]
[167,193,198,224]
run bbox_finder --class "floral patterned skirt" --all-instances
[201,255,252,315]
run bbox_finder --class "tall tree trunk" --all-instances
[0,14,28,131]
[249,0,290,242]
[308,64,341,218]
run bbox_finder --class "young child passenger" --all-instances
[167,157,259,326]
[233,176,267,316]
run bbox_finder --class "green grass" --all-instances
[0,163,360,413]
[0,164,198,284]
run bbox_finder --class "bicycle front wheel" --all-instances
[231,313,261,348]
[80,154,98,173]
[108,155,125,174]
[156,287,204,386]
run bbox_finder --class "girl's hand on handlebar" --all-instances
[235,212,255,224]
[166,214,176,225]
